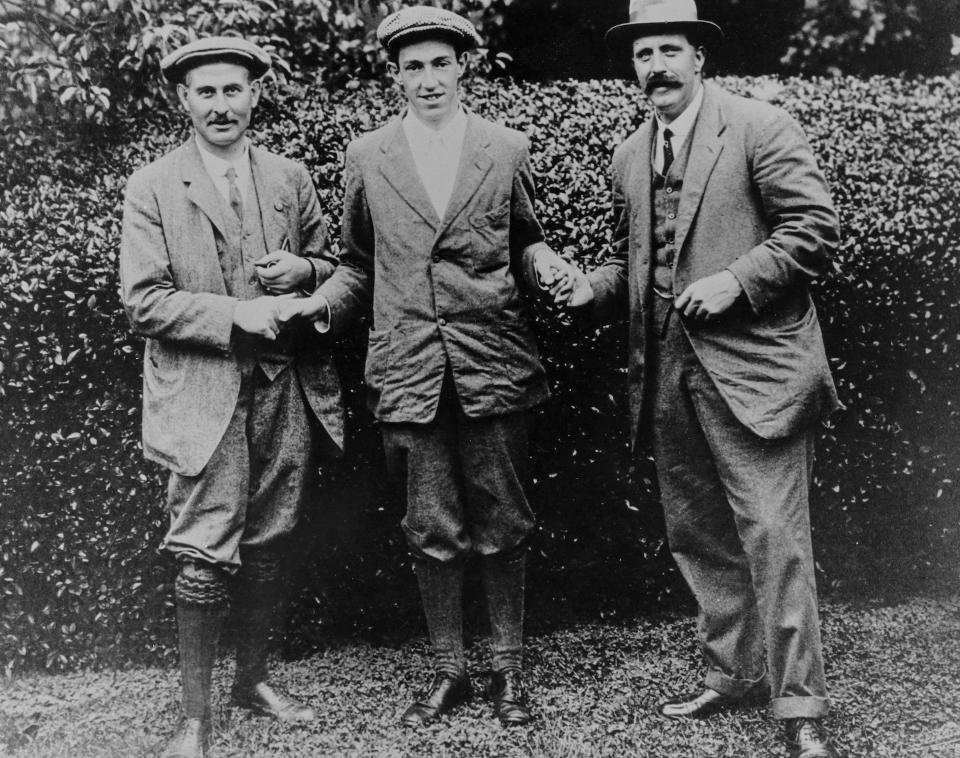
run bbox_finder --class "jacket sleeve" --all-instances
[296,163,339,288]
[510,138,552,293]
[314,143,374,336]
[585,147,631,325]
[118,171,236,351]
[726,109,840,314]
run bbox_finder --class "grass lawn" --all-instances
[2,597,958,757]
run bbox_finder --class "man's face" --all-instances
[389,39,466,127]
[177,62,261,154]
[631,33,704,123]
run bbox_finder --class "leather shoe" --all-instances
[401,672,472,727]
[161,717,209,758]
[658,686,767,720]
[230,681,316,723]
[487,669,533,726]
[785,718,839,758]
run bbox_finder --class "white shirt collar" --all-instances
[402,107,468,150]
[654,81,704,142]
[195,135,250,178]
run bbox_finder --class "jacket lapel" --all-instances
[675,82,725,256]
[378,117,440,229]
[180,139,227,240]
[434,114,493,240]
[249,145,288,253]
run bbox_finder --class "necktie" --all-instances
[662,128,675,176]
[225,166,243,220]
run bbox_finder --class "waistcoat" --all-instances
[651,129,695,296]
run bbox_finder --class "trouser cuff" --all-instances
[772,695,830,719]
[705,668,768,699]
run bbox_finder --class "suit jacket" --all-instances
[120,139,345,476]
[316,112,551,423]
[588,81,842,443]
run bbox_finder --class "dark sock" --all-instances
[232,549,283,691]
[174,562,230,718]
[414,557,466,678]
[480,548,526,673]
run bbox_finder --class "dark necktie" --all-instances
[225,166,243,220]
[662,128,675,176]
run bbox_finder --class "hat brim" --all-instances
[384,25,482,54]
[162,50,271,83]
[604,20,723,54]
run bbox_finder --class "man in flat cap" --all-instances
[281,5,570,729]
[561,1,842,755]
[119,36,344,758]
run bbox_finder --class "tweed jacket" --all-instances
[588,81,842,443]
[119,139,345,476]
[316,112,551,423]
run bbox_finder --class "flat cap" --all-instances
[377,6,483,54]
[160,36,272,83]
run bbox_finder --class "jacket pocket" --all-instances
[143,340,186,398]
[364,328,391,388]
[470,200,511,273]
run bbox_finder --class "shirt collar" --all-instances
[655,81,704,142]
[195,135,250,178]
[403,107,468,149]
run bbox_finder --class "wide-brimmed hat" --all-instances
[160,36,272,83]
[377,5,483,55]
[605,0,723,54]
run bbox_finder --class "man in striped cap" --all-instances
[281,4,572,729]
[120,35,344,758]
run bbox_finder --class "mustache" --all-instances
[645,76,681,93]
[208,117,237,125]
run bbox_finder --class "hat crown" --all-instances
[628,0,702,25]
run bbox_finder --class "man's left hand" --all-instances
[533,248,574,304]
[254,252,313,293]
[675,270,743,320]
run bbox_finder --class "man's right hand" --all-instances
[562,263,595,308]
[276,292,332,332]
[233,296,283,340]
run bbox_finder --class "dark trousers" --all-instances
[382,373,534,563]
[650,297,829,719]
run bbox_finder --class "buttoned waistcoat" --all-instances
[119,139,345,476]
[317,112,551,423]
[588,81,842,443]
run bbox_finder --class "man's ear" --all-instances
[387,60,400,83]
[176,82,190,111]
[694,46,706,74]
[456,52,469,80]
[250,78,262,107]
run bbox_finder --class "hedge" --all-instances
[2,74,959,675]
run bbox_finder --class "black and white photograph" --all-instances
[1,0,958,756]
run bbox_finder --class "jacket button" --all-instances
[274,200,285,212]
[438,318,447,326]
[432,254,441,263]
[666,187,673,194]
[668,212,676,220]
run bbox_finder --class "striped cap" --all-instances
[377,6,483,53]
[160,36,272,83]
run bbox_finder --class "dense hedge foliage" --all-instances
[4,0,960,125]
[2,73,960,675]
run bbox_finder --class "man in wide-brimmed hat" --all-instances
[563,1,842,755]
[280,4,572,729]
[120,35,345,758]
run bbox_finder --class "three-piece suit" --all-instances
[587,81,841,718]
[120,138,344,567]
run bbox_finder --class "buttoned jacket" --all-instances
[588,82,842,443]
[317,112,551,423]
[120,139,344,476]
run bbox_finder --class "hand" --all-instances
[254,251,313,293]
[533,249,575,305]
[276,292,331,329]
[675,270,743,320]
[563,263,595,308]
[233,296,284,340]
